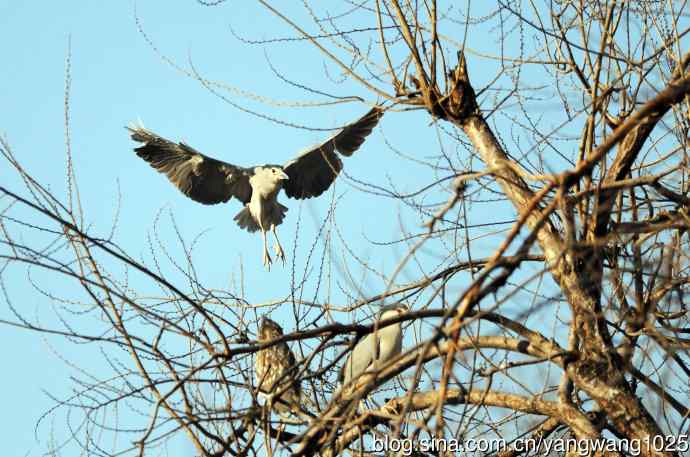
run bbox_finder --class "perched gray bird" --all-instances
[127,107,383,268]
[255,317,302,416]
[339,304,408,386]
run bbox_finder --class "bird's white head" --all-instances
[379,304,408,321]
[256,166,289,183]
[251,166,290,196]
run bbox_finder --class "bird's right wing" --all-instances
[127,126,253,205]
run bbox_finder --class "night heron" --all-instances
[339,304,408,387]
[255,317,302,416]
[127,107,383,268]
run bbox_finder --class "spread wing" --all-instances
[282,106,383,200]
[127,126,253,205]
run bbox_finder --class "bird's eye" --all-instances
[272,169,276,174]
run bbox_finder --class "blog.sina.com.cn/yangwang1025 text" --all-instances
[371,434,689,456]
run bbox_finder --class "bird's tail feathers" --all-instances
[273,203,289,226]
[233,207,260,233]
[233,204,289,233]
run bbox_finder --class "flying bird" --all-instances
[127,107,383,268]
[339,304,407,387]
[255,317,302,416]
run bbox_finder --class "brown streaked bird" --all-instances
[127,107,383,268]
[255,317,301,416]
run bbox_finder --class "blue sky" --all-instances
[0,2,555,455]
[1,3,441,454]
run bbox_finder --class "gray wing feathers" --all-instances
[283,107,383,200]
[128,126,252,205]
[339,333,377,385]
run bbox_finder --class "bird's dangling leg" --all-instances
[260,227,272,269]
[271,224,286,265]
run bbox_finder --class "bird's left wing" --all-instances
[128,126,253,205]
[282,106,383,200]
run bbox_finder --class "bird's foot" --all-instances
[274,243,286,265]
[262,249,273,270]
